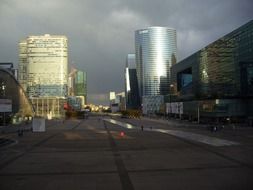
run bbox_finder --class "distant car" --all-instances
[121,115,128,118]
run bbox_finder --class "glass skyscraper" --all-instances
[24,34,68,97]
[18,40,28,91]
[18,34,68,118]
[74,70,87,105]
[135,27,177,98]
[125,54,140,109]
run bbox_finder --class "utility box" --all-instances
[32,117,46,132]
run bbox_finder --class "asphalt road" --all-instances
[0,116,253,190]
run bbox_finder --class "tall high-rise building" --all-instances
[74,71,87,101]
[109,91,125,112]
[18,34,68,118]
[19,40,27,90]
[135,27,177,98]
[125,54,140,109]
[68,68,87,106]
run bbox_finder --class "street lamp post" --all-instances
[169,84,174,118]
[1,83,6,126]
[197,101,200,124]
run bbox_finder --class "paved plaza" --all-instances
[0,116,253,190]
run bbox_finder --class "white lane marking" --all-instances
[104,119,134,129]
[103,119,240,147]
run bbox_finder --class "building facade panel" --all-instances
[142,95,164,115]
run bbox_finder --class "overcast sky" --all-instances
[0,0,252,105]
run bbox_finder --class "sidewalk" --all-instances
[0,123,32,134]
[115,115,253,144]
[140,116,253,130]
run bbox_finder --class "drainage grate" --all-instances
[0,138,16,148]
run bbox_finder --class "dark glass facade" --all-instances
[73,70,87,104]
[0,68,34,125]
[126,69,140,109]
[125,54,140,109]
[171,20,253,120]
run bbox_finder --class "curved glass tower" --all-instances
[135,27,177,97]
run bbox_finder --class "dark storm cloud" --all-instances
[0,0,252,105]
[121,0,253,58]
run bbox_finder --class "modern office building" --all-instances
[74,70,87,105]
[125,54,140,109]
[135,27,177,97]
[68,68,76,96]
[170,20,253,124]
[0,67,34,125]
[19,40,28,90]
[109,92,126,113]
[68,68,87,106]
[18,34,68,118]
[135,26,177,114]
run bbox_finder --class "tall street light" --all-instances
[1,82,6,126]
[169,84,174,118]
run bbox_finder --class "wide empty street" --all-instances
[0,116,253,190]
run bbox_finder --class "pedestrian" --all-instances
[141,125,144,131]
[18,129,23,137]
[232,125,236,131]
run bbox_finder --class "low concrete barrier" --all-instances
[32,117,46,132]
